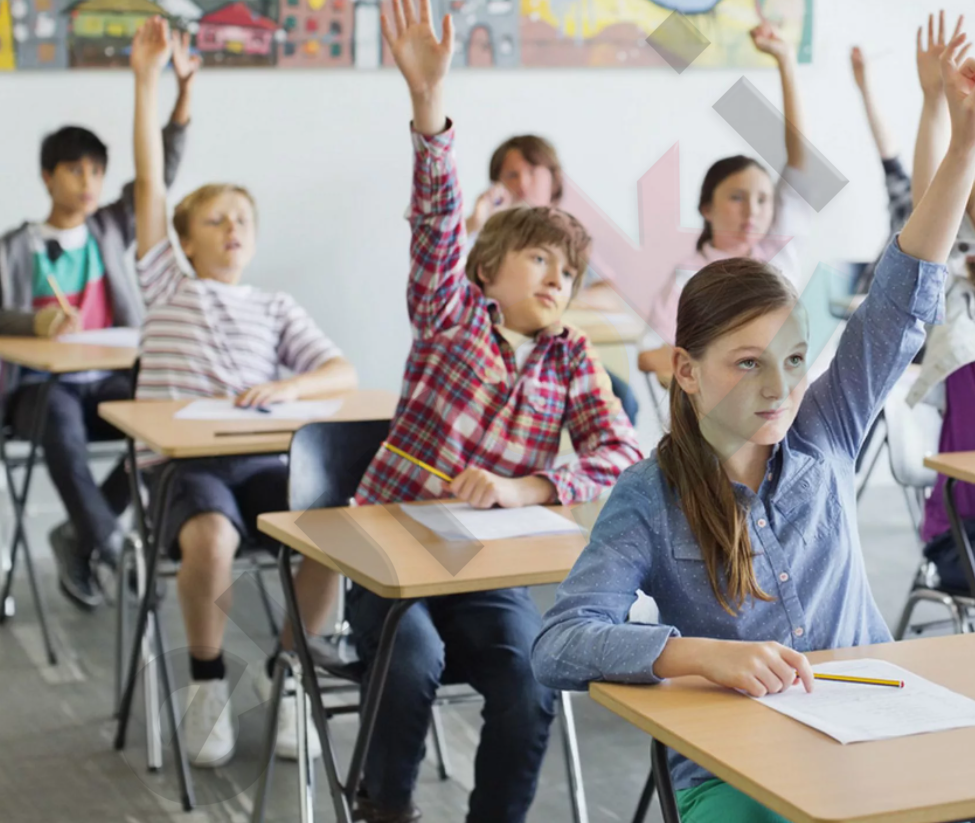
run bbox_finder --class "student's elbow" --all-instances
[530,619,593,692]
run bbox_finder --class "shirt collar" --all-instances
[485,295,568,341]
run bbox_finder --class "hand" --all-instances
[469,183,513,234]
[850,46,866,90]
[235,380,301,409]
[34,306,81,338]
[171,28,201,86]
[698,640,814,698]
[749,21,793,63]
[380,0,454,99]
[917,11,965,99]
[940,34,975,155]
[131,15,172,77]
[449,469,539,509]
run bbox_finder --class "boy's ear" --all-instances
[41,169,54,195]
[178,235,194,262]
[672,347,700,396]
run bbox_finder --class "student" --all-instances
[638,21,812,387]
[129,17,356,769]
[532,32,975,823]
[467,134,640,424]
[0,34,195,610]
[289,1,641,819]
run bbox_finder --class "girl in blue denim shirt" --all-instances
[533,35,975,823]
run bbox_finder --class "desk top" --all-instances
[591,634,975,823]
[0,337,137,374]
[258,501,593,599]
[561,309,646,346]
[924,452,975,485]
[98,391,398,459]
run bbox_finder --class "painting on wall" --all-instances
[0,0,811,70]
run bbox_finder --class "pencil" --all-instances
[382,442,454,483]
[46,275,74,317]
[813,673,904,688]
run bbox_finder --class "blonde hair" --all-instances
[465,206,591,298]
[172,184,257,241]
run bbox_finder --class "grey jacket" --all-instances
[0,120,188,340]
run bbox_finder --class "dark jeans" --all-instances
[607,369,638,425]
[924,518,975,593]
[9,372,132,559]
[347,585,557,823]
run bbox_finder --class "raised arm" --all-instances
[132,17,173,261]
[851,46,898,161]
[751,22,805,171]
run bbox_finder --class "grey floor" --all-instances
[0,392,954,823]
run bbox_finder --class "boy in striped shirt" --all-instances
[292,2,642,820]
[131,18,356,769]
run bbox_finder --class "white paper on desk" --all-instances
[753,659,975,744]
[174,398,343,421]
[58,327,141,348]
[399,502,582,542]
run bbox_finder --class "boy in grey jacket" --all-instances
[0,33,197,609]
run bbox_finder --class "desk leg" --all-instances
[651,740,681,823]
[944,478,975,617]
[0,374,57,665]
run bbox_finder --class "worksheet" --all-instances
[399,502,583,542]
[753,659,975,744]
[174,398,343,421]
[58,327,141,348]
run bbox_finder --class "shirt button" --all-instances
[757,518,767,528]
[794,627,804,637]
[779,572,789,582]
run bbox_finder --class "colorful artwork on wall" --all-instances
[0,0,811,70]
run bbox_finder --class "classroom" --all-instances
[2,0,975,820]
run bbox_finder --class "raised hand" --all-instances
[940,33,975,154]
[749,21,793,63]
[131,16,172,77]
[380,0,453,100]
[917,11,965,99]
[467,183,513,235]
[171,28,201,86]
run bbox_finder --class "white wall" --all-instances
[0,0,962,391]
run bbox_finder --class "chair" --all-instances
[252,420,591,823]
[887,379,975,639]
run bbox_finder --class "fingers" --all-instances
[450,469,497,508]
[953,14,965,43]
[440,12,453,48]
[917,26,923,55]
[418,0,431,24]
[781,647,815,693]
[401,0,417,25]
[929,13,935,49]
[379,11,394,48]
[235,388,257,407]
[938,9,945,46]
[391,0,406,37]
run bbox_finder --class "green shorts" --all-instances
[676,778,792,823]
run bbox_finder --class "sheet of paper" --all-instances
[753,659,975,744]
[399,502,582,542]
[58,327,141,348]
[174,398,343,421]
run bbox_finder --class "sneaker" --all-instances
[255,670,323,761]
[49,522,102,610]
[353,787,422,823]
[182,679,237,768]
[94,528,126,573]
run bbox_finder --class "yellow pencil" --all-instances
[813,673,904,688]
[46,275,75,317]
[382,442,454,483]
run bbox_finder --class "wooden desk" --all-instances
[924,452,975,485]
[258,501,591,599]
[591,634,975,823]
[0,336,136,373]
[98,391,399,459]
[562,309,646,346]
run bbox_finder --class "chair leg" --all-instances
[429,705,451,781]
[254,564,280,638]
[251,653,289,823]
[115,538,136,716]
[630,766,655,823]
[557,691,589,823]
[293,655,315,823]
[894,591,922,641]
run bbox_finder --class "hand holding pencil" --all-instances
[34,277,81,338]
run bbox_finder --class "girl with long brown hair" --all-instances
[533,34,975,823]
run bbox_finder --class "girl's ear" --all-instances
[672,347,701,397]
[699,202,712,222]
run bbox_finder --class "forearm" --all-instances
[289,358,358,398]
[912,96,949,206]
[518,475,557,505]
[411,87,447,137]
[859,87,898,160]
[134,70,168,258]
[778,55,805,170]
[170,79,194,127]
[652,636,716,679]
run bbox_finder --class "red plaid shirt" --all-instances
[354,124,642,507]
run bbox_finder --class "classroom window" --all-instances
[330,42,340,56]
[306,17,318,31]
[284,15,297,29]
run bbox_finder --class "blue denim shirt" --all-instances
[532,238,946,791]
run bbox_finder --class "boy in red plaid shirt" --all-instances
[288,0,641,818]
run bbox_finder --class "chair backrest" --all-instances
[884,375,943,490]
[287,419,391,511]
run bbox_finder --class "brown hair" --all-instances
[465,206,591,299]
[172,183,257,241]
[697,155,769,252]
[489,135,564,206]
[656,257,798,615]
